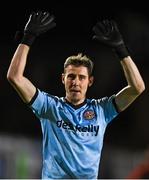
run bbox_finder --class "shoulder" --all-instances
[88,95,116,105]
[31,88,63,106]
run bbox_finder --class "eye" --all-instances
[67,74,76,80]
[79,75,86,80]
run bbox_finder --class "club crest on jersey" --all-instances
[83,110,95,120]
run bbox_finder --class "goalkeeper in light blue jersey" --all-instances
[7,11,145,179]
[29,87,118,179]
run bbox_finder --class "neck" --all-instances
[65,97,86,106]
[64,98,87,109]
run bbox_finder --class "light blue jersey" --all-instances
[29,89,119,179]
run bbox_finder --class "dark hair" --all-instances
[64,53,94,76]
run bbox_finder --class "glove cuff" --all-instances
[21,33,36,46]
[114,44,130,60]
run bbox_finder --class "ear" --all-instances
[61,73,65,84]
[88,76,94,87]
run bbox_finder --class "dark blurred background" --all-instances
[0,1,149,178]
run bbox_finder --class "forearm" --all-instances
[120,56,145,94]
[7,44,36,103]
[115,56,145,112]
[7,44,30,81]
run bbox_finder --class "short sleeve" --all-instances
[28,89,53,119]
[98,95,119,124]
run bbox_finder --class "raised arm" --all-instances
[7,11,56,104]
[92,19,145,112]
[115,56,145,112]
[7,44,36,103]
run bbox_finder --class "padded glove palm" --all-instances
[21,11,56,46]
[92,20,129,60]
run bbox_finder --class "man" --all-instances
[7,11,145,179]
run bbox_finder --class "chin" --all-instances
[72,96,84,104]
[72,98,80,102]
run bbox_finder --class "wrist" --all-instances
[114,44,130,60]
[21,33,36,46]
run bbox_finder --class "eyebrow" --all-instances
[67,73,87,77]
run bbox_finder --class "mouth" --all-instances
[70,89,81,93]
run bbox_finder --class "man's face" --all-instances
[62,65,93,105]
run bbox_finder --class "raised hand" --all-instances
[24,11,56,36]
[21,10,56,46]
[92,19,129,60]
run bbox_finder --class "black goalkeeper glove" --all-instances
[21,11,56,46]
[92,19,129,60]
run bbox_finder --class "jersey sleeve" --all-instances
[98,94,119,124]
[28,88,54,119]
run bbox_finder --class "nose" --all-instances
[72,76,80,86]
